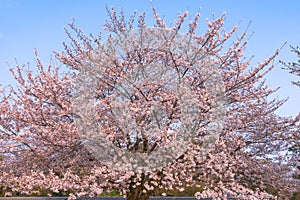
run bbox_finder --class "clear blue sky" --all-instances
[0,0,299,117]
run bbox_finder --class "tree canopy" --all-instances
[0,6,299,200]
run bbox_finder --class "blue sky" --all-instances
[0,0,299,117]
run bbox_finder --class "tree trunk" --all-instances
[126,173,151,200]
[126,186,150,200]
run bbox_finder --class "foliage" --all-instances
[280,46,300,87]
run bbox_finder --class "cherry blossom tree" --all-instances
[0,6,299,200]
[281,46,300,180]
